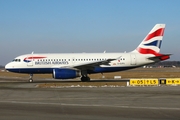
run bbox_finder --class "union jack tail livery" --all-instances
[132,24,165,55]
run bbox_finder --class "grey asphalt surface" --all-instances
[0,79,180,120]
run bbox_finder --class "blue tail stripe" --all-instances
[144,40,162,48]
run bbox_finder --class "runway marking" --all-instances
[0,100,180,111]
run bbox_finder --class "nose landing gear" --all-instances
[29,74,33,83]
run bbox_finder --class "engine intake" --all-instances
[53,68,80,79]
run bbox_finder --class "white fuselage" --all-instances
[5,52,155,74]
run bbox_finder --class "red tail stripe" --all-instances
[137,48,162,56]
[145,28,164,41]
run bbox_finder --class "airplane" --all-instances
[5,24,171,82]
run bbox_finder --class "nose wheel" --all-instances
[29,74,33,83]
[29,79,33,83]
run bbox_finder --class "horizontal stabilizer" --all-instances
[148,54,171,61]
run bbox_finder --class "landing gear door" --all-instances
[130,54,136,65]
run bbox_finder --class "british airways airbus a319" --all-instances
[5,24,171,82]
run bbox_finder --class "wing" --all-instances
[73,58,115,70]
[61,56,121,70]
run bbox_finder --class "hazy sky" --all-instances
[0,0,180,65]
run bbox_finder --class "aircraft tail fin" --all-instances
[132,24,165,56]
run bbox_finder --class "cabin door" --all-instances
[130,54,136,65]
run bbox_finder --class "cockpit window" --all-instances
[12,59,21,62]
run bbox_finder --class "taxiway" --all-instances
[0,78,180,120]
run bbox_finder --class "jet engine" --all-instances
[53,68,80,79]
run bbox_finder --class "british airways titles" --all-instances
[35,61,69,65]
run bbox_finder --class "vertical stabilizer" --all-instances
[132,24,165,56]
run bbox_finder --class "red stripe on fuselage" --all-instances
[26,56,46,59]
[145,28,164,41]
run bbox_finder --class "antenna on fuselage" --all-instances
[104,50,106,53]
[31,51,34,54]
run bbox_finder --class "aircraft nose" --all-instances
[5,63,12,70]
[5,63,9,70]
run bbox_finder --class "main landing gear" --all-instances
[81,70,90,82]
[81,76,90,82]
[29,74,33,83]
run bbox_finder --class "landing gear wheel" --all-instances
[81,70,90,82]
[81,76,90,82]
[29,79,33,83]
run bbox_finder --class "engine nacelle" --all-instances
[53,68,80,79]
